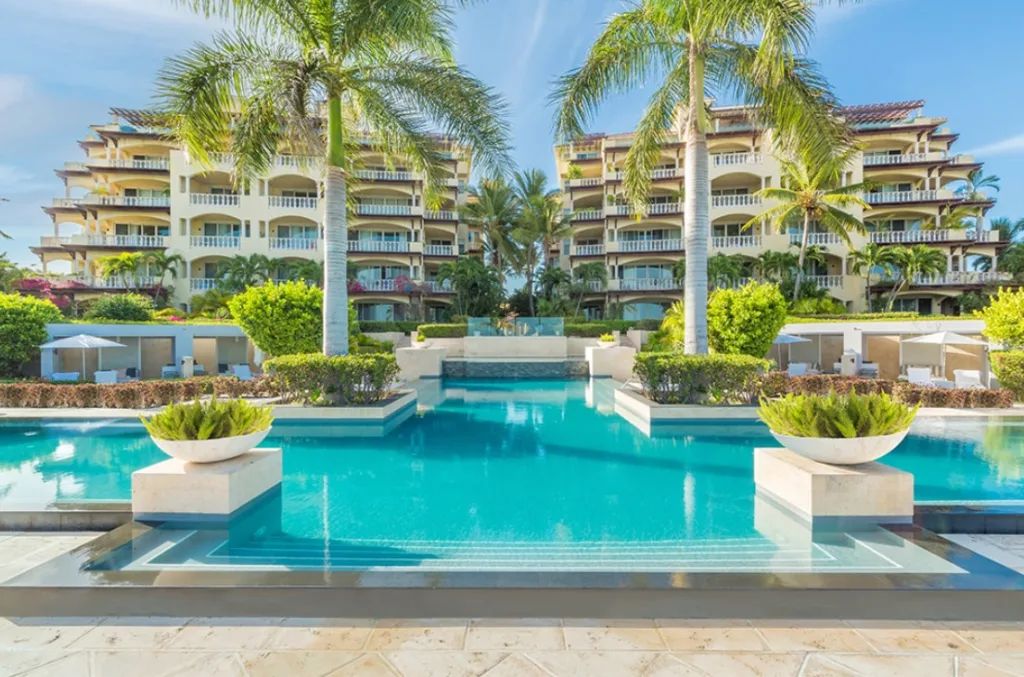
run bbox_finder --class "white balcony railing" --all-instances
[353,279,406,292]
[275,154,319,167]
[190,235,240,249]
[910,272,1012,286]
[92,158,170,170]
[863,152,944,166]
[713,277,754,290]
[573,244,605,256]
[85,196,171,208]
[713,235,761,249]
[346,240,411,253]
[613,277,679,291]
[869,229,981,244]
[712,152,762,167]
[423,244,455,256]
[190,278,219,291]
[712,194,761,208]
[421,280,454,293]
[647,201,681,215]
[39,236,71,247]
[190,193,240,207]
[73,275,156,289]
[790,232,841,246]
[651,167,680,179]
[356,203,413,216]
[573,151,602,160]
[806,275,843,289]
[268,195,318,210]
[865,190,938,204]
[572,209,604,221]
[62,162,89,172]
[618,239,682,253]
[355,169,415,181]
[424,209,457,220]
[566,177,602,188]
[269,237,318,251]
[50,198,84,208]
[85,235,167,248]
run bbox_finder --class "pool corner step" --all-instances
[0,502,132,532]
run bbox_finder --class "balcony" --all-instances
[711,194,761,208]
[806,275,843,289]
[616,239,682,253]
[864,190,948,205]
[566,177,602,188]
[712,152,762,167]
[571,150,602,161]
[355,169,414,182]
[346,240,412,253]
[269,238,318,251]
[190,193,239,207]
[610,278,679,291]
[571,209,604,221]
[713,235,761,249]
[79,234,167,248]
[423,244,455,256]
[609,168,680,181]
[421,280,454,294]
[190,235,241,249]
[790,233,841,246]
[71,275,156,289]
[910,272,1012,286]
[89,158,170,170]
[869,229,987,245]
[190,278,219,292]
[351,279,407,293]
[49,198,84,208]
[62,162,89,172]
[268,195,318,210]
[37,236,71,248]
[573,244,605,256]
[275,154,319,168]
[84,195,171,208]
[356,203,414,216]
[424,209,457,221]
[607,202,681,217]
[863,152,945,167]
[713,277,754,290]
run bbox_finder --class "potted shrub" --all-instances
[413,332,429,349]
[598,332,616,348]
[140,396,273,463]
[758,390,919,465]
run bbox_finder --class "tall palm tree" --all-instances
[745,147,869,301]
[571,261,607,319]
[98,252,146,290]
[163,0,511,356]
[884,244,947,311]
[553,0,850,353]
[961,168,1000,199]
[990,216,1024,243]
[460,178,519,285]
[146,251,186,301]
[512,169,572,315]
[848,242,899,312]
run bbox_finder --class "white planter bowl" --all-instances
[598,341,616,349]
[413,340,430,349]
[150,428,272,464]
[770,429,909,465]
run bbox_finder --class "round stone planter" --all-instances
[598,341,616,349]
[150,428,272,464]
[769,429,909,465]
[413,340,430,349]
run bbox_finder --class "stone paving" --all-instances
[2,533,1024,675]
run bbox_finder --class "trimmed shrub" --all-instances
[633,353,771,404]
[265,353,400,406]
[991,351,1024,401]
[565,323,612,337]
[891,381,1014,409]
[228,281,323,357]
[418,323,468,339]
[84,293,154,322]
[353,334,394,354]
[708,282,788,358]
[0,293,64,377]
[755,371,790,398]
[359,321,421,334]
[0,376,279,409]
[633,319,662,331]
[982,287,1024,350]
[787,312,920,323]
[786,375,892,396]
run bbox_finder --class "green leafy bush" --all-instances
[708,282,788,358]
[0,293,63,377]
[786,375,893,396]
[599,333,615,342]
[759,391,918,438]
[418,323,468,338]
[140,396,273,441]
[565,323,611,337]
[228,281,323,356]
[359,321,421,334]
[633,353,771,404]
[982,287,1024,349]
[84,293,154,322]
[352,334,394,354]
[991,351,1024,401]
[265,353,400,406]
[414,333,426,343]
[633,319,662,331]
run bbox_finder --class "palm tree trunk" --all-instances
[683,46,709,354]
[322,95,349,356]
[865,277,872,313]
[793,212,810,302]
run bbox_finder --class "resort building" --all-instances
[552,100,1007,319]
[31,108,477,322]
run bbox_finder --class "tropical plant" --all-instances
[511,169,572,315]
[990,351,1024,401]
[565,163,584,180]
[571,261,608,318]
[97,252,148,290]
[218,254,280,293]
[883,245,948,311]
[758,390,918,439]
[190,288,234,319]
[659,299,687,349]
[160,0,511,357]
[538,264,572,301]
[599,333,615,342]
[848,242,900,312]
[0,293,63,377]
[957,292,992,315]
[228,280,323,357]
[0,254,31,293]
[982,287,1024,350]
[989,216,1024,244]
[790,296,846,315]
[960,168,1000,200]
[436,256,503,317]
[140,396,273,441]
[707,281,787,358]
[286,259,325,287]
[145,251,186,301]
[553,0,850,353]
[84,293,155,322]
[745,147,869,301]
[707,253,746,289]
[460,177,519,285]
[754,249,799,282]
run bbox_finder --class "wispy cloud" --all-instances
[0,165,50,196]
[0,75,30,112]
[505,0,550,106]
[966,133,1024,158]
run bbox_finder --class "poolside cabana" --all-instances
[901,331,990,385]
[39,334,126,381]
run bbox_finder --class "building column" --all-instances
[924,137,930,154]
[41,348,55,381]
[185,175,191,194]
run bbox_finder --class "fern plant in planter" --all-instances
[598,333,616,347]
[140,396,274,464]
[758,391,918,465]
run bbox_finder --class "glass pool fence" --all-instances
[467,317,565,337]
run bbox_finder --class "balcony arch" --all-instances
[267,174,318,196]
[189,214,243,251]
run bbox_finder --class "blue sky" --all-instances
[2,0,1023,266]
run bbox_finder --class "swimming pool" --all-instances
[0,379,1021,572]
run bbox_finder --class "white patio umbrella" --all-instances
[772,333,812,368]
[39,334,126,377]
[902,331,989,380]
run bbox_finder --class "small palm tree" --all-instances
[571,261,607,319]
[961,168,1000,199]
[884,245,948,311]
[848,242,900,312]
[162,0,511,356]
[755,250,799,282]
[707,253,745,289]
[512,169,572,315]
[218,254,275,292]
[989,217,1024,244]
[146,251,185,301]
[460,178,519,285]
[745,147,870,301]
[538,265,572,301]
[288,259,324,287]
[553,0,851,354]
[98,252,146,290]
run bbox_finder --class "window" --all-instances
[203,222,239,237]
[624,302,668,321]
[710,187,751,196]
[622,264,671,279]
[713,223,743,237]
[282,190,317,198]
[209,186,238,195]
[203,262,221,278]
[277,224,318,240]
[891,298,933,315]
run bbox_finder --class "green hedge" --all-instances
[265,353,400,406]
[359,321,421,334]
[891,381,1015,409]
[991,351,1024,401]
[633,353,771,405]
[565,323,613,337]
[0,376,277,409]
[786,312,921,323]
[418,323,468,338]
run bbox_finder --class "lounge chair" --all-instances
[218,363,229,375]
[125,367,140,380]
[94,370,118,385]
[232,364,254,381]
[787,363,808,377]
[954,369,984,389]
[51,372,80,382]
[161,365,181,379]
[906,367,934,387]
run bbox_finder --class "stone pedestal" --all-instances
[132,448,282,521]
[586,345,636,381]
[396,347,446,380]
[754,447,914,526]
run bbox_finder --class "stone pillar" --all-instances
[173,329,195,369]
[41,348,55,380]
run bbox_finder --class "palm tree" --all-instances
[745,147,869,301]
[146,251,185,301]
[538,265,572,301]
[218,254,278,292]
[436,256,502,317]
[571,261,607,319]
[512,169,572,315]
[98,252,146,290]
[288,259,324,287]
[461,178,519,285]
[553,0,850,353]
[162,0,511,356]
[707,253,745,289]
[884,245,947,311]
[755,250,799,282]
[848,242,899,312]
[961,168,1000,200]
[671,258,687,285]
[990,216,1024,243]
